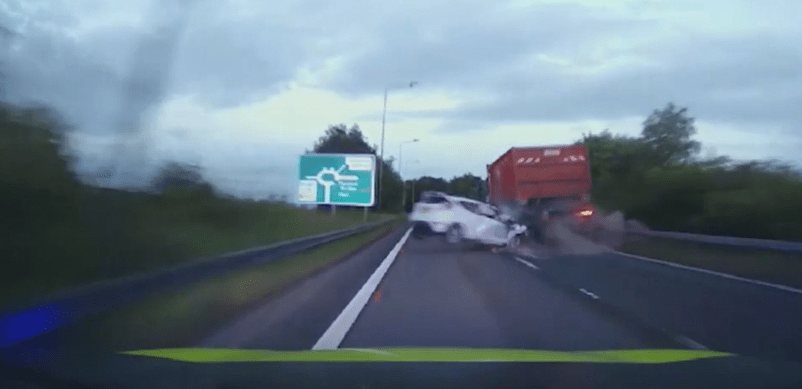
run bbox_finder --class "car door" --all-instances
[453,201,483,240]
[479,204,509,244]
[462,202,504,245]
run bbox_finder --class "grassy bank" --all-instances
[57,219,404,353]
[620,235,802,288]
[1,186,395,308]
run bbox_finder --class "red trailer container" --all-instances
[486,144,592,206]
[486,144,597,244]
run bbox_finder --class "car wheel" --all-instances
[507,234,521,249]
[445,224,464,245]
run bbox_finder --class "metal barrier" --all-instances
[626,229,802,253]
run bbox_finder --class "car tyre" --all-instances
[445,224,464,245]
[507,234,521,249]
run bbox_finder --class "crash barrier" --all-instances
[0,217,398,347]
[625,229,802,254]
[559,214,802,254]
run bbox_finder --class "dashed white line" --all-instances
[518,253,710,352]
[579,288,599,299]
[312,228,413,350]
[615,251,802,295]
[514,257,539,270]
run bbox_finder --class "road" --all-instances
[6,224,802,388]
[527,251,802,362]
[202,226,680,352]
[203,225,802,362]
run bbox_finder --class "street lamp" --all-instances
[378,81,418,211]
[399,139,419,211]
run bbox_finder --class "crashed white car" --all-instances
[409,191,527,248]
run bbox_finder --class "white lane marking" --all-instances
[579,288,599,299]
[515,257,539,270]
[674,335,709,350]
[615,251,802,295]
[312,228,413,350]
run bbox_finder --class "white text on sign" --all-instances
[345,156,373,171]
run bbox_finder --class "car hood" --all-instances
[5,348,802,389]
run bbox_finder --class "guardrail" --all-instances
[0,218,398,347]
[626,229,802,253]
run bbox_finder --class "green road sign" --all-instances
[297,153,376,206]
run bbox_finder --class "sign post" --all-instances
[297,154,376,222]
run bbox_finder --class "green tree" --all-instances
[408,176,449,203]
[311,123,377,155]
[448,173,485,201]
[640,102,701,166]
[577,129,646,211]
[150,161,214,196]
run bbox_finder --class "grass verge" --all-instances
[620,235,802,289]
[58,219,405,353]
[2,189,397,309]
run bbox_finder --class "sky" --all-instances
[2,0,801,199]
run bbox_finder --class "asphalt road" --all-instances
[526,251,802,362]
[339,236,671,350]
[202,226,677,351]
[205,226,802,360]
[5,224,802,388]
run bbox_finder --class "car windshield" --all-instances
[420,192,449,204]
[2,1,802,388]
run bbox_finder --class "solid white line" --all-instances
[614,251,802,295]
[579,288,599,300]
[514,257,539,270]
[312,227,413,350]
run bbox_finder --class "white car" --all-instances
[409,191,527,248]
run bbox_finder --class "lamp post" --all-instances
[378,81,418,211]
[399,139,419,212]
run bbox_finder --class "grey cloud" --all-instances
[324,3,658,97]
[168,13,309,108]
[3,29,125,133]
[320,1,801,137]
[409,31,802,135]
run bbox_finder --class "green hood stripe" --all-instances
[119,348,733,363]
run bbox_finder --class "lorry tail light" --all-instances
[575,207,594,221]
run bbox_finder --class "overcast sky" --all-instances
[2,0,801,199]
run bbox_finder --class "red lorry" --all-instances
[486,144,600,243]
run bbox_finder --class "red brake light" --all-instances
[574,206,594,220]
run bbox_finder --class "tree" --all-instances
[311,124,377,155]
[408,176,449,205]
[150,161,214,196]
[448,173,485,201]
[640,102,701,166]
[1,103,81,227]
[577,129,647,211]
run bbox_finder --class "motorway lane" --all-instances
[339,235,674,350]
[527,252,802,362]
[199,226,412,350]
